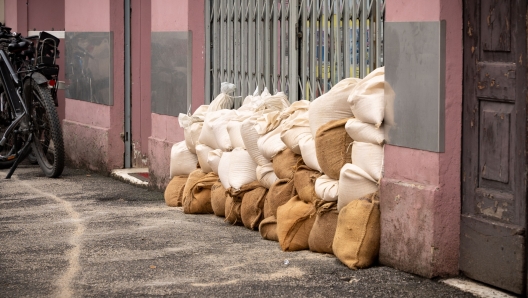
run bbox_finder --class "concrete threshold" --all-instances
[111,168,149,188]
[441,278,516,298]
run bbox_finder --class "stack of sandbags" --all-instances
[164,175,188,207]
[199,109,238,151]
[182,169,217,214]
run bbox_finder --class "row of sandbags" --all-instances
[165,67,385,269]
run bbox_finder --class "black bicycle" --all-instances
[0,24,64,178]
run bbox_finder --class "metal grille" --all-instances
[205,0,385,105]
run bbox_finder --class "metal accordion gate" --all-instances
[205,0,385,105]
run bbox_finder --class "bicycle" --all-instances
[0,24,64,178]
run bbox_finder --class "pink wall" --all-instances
[4,0,27,34]
[149,0,205,189]
[381,0,462,277]
[63,0,124,172]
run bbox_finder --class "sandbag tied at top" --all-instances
[225,181,262,225]
[347,67,385,128]
[211,181,227,217]
[315,175,339,202]
[315,118,353,180]
[182,170,218,214]
[256,163,279,189]
[351,142,384,182]
[259,215,279,242]
[199,109,237,151]
[276,195,317,251]
[299,136,322,172]
[207,149,223,175]
[241,184,268,230]
[164,175,188,207]
[263,178,296,218]
[272,148,304,180]
[208,82,236,112]
[257,125,287,161]
[241,117,271,166]
[308,200,339,254]
[345,118,385,146]
[195,144,214,173]
[169,141,198,178]
[333,192,380,270]
[309,77,361,136]
[294,165,323,204]
[228,148,258,191]
[337,163,379,211]
[179,105,208,154]
[217,151,232,190]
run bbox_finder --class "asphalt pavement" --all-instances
[0,164,477,298]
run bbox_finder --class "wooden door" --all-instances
[461,0,527,294]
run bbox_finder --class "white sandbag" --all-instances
[182,122,203,154]
[315,175,339,201]
[309,77,361,136]
[262,91,290,111]
[352,142,384,182]
[199,109,237,150]
[347,67,385,127]
[208,82,236,112]
[299,136,322,172]
[190,105,209,122]
[228,148,258,191]
[241,117,271,166]
[218,151,232,190]
[227,120,246,149]
[256,163,279,189]
[169,141,198,178]
[257,126,287,160]
[281,126,312,155]
[345,118,385,145]
[337,163,379,211]
[207,149,223,175]
[195,144,214,173]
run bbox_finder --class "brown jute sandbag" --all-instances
[211,181,227,217]
[308,200,339,254]
[276,195,317,251]
[315,118,353,179]
[164,175,188,207]
[294,164,322,204]
[259,215,279,242]
[241,185,268,230]
[225,181,262,225]
[272,148,303,179]
[333,192,380,269]
[263,178,296,218]
[183,170,217,214]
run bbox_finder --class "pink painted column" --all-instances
[4,0,27,34]
[380,0,463,277]
[149,0,205,189]
[62,0,125,172]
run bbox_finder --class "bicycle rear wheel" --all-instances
[0,85,17,169]
[24,78,64,177]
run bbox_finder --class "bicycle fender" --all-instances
[28,72,48,85]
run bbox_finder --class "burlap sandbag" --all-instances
[315,118,353,179]
[225,181,262,225]
[164,175,188,207]
[241,185,268,230]
[294,164,322,203]
[272,148,303,179]
[211,181,227,217]
[263,178,296,218]
[276,195,317,251]
[308,200,339,254]
[182,170,217,214]
[333,192,380,269]
[259,215,279,242]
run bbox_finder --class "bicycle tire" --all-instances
[24,78,64,177]
[0,84,16,169]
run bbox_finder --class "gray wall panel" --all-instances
[384,21,445,152]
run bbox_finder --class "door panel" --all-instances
[461,0,527,294]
